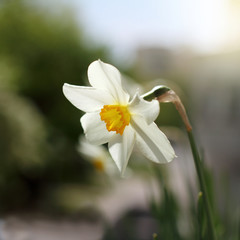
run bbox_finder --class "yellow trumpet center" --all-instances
[100,105,131,135]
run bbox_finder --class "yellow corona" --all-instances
[93,158,104,171]
[100,105,131,135]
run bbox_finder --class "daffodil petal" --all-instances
[131,115,175,163]
[108,126,135,176]
[129,92,160,124]
[88,60,129,104]
[80,112,114,145]
[63,83,114,112]
[78,136,106,160]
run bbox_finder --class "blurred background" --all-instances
[0,0,239,239]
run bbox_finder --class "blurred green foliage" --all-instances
[150,187,182,239]
[0,0,109,139]
[0,0,110,212]
[102,160,238,240]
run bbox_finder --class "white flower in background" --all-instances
[63,60,175,175]
[78,136,118,175]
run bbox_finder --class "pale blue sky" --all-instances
[50,0,238,61]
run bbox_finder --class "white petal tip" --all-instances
[62,83,71,95]
[120,168,126,177]
[166,154,177,163]
[62,83,69,97]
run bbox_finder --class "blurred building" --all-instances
[135,47,193,80]
[134,47,240,198]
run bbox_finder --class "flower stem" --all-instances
[173,97,216,240]
[170,93,216,239]
[187,129,216,240]
[143,86,216,239]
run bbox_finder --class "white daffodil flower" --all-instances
[63,60,175,175]
[77,136,118,175]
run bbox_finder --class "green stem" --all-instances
[143,86,217,239]
[187,129,216,240]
